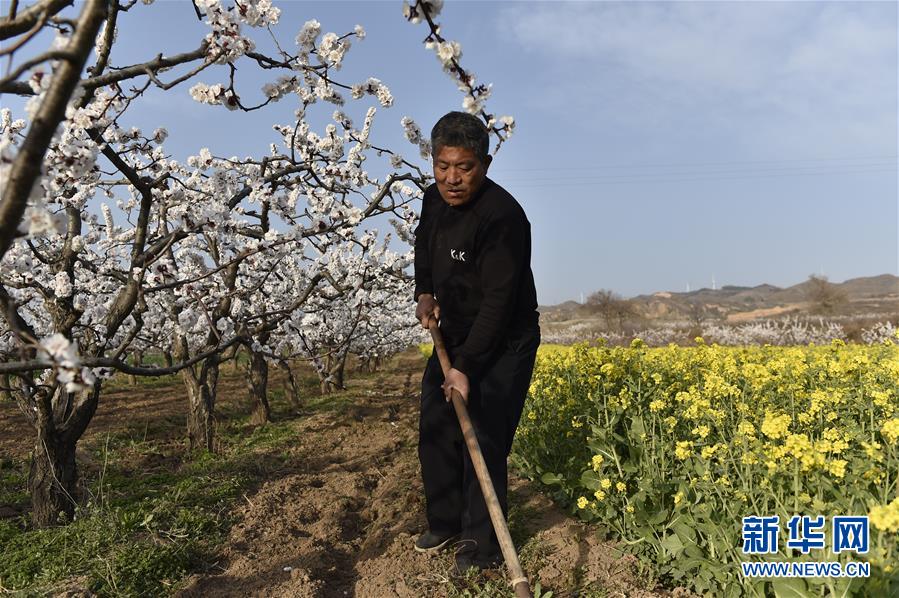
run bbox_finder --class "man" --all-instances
[413,111,540,573]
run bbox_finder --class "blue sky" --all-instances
[2,0,896,304]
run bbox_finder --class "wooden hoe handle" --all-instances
[428,320,533,598]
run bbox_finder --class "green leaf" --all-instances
[648,509,669,525]
[580,470,601,490]
[672,522,697,543]
[660,533,684,556]
[540,472,562,486]
[683,544,704,559]
[630,415,646,437]
[771,578,809,598]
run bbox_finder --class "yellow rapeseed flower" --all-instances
[577,496,588,509]
[828,459,847,478]
[869,497,899,532]
[675,441,693,460]
[692,425,711,439]
[594,490,606,501]
[761,411,791,440]
[881,419,899,443]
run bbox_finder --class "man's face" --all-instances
[433,145,491,207]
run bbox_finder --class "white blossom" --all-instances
[53,272,73,298]
[296,19,321,47]
[22,207,61,237]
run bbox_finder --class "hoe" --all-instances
[428,320,533,598]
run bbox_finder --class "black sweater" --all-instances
[414,177,539,379]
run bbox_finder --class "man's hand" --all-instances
[416,293,440,329]
[442,368,469,404]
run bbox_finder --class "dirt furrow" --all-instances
[177,376,665,598]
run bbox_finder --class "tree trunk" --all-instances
[28,432,78,527]
[247,349,271,425]
[332,362,345,391]
[277,359,302,412]
[0,374,10,402]
[182,369,216,452]
[128,350,142,386]
[24,381,100,528]
[318,354,334,395]
[331,349,350,390]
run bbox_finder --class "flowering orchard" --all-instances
[513,338,899,596]
[0,0,514,527]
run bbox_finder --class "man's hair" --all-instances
[430,111,489,164]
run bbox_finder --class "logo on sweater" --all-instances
[450,249,467,262]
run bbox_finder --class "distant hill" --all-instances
[539,274,899,323]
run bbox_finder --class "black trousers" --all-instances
[418,325,540,561]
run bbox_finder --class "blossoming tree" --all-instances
[0,0,512,527]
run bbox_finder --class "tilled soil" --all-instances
[177,355,662,598]
[1,352,666,597]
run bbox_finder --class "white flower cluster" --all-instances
[0,108,26,135]
[196,0,258,64]
[435,40,461,65]
[53,271,73,298]
[296,18,321,63]
[192,82,237,109]
[39,334,95,393]
[261,75,299,101]
[318,32,351,69]
[296,18,321,48]
[332,110,353,130]
[21,207,63,238]
[400,116,430,159]
[702,318,847,346]
[189,82,225,105]
[402,0,444,24]
[350,77,393,108]
[236,0,280,27]
[462,83,490,115]
[542,316,891,348]
[861,321,898,345]
[491,114,515,133]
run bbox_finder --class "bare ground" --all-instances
[1,352,667,597]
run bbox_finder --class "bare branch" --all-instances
[0,49,72,89]
[0,0,71,41]
[0,334,247,375]
[0,4,49,57]
[0,44,208,96]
